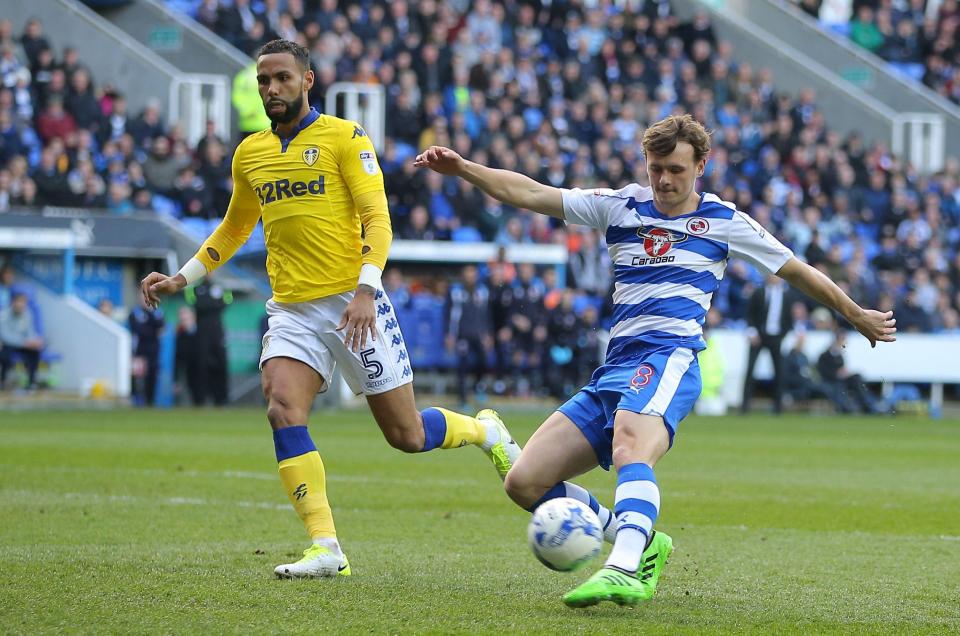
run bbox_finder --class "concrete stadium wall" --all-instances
[32,284,131,397]
[96,0,249,77]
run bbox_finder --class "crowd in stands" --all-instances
[0,18,232,218]
[179,0,960,337]
[1,2,960,402]
[792,0,960,104]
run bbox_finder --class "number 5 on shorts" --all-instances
[360,348,383,379]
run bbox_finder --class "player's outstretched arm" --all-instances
[414,146,565,219]
[776,257,897,347]
[141,146,261,309]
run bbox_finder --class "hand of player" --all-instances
[338,286,377,352]
[413,146,465,175]
[140,272,186,309]
[850,309,897,348]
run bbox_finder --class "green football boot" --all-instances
[638,530,673,598]
[562,567,648,608]
[562,531,674,607]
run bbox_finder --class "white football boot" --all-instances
[274,544,351,578]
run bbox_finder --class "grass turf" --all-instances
[1,409,958,634]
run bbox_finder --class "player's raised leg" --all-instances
[335,286,520,479]
[365,383,521,479]
[563,412,672,607]
[263,357,350,578]
[503,411,618,543]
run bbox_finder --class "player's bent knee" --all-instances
[382,428,422,453]
[503,468,541,509]
[611,444,657,470]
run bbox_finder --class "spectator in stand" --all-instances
[0,291,44,390]
[175,302,202,406]
[782,330,841,410]
[742,274,796,414]
[446,265,493,407]
[128,290,164,406]
[197,138,232,216]
[544,289,580,399]
[35,97,76,144]
[188,282,229,406]
[487,260,515,390]
[101,94,130,144]
[65,68,102,134]
[509,263,547,395]
[0,264,22,308]
[817,330,884,414]
[129,99,166,149]
[142,136,179,197]
[19,19,50,68]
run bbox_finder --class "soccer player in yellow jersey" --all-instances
[139,40,520,579]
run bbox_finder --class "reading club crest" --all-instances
[302,147,319,166]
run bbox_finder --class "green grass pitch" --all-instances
[1,408,958,634]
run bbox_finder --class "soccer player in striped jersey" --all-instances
[139,40,519,579]
[414,114,896,608]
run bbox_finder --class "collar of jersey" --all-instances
[272,107,320,152]
[638,191,707,220]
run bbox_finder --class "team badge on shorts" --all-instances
[302,147,319,166]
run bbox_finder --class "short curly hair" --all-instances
[258,39,310,72]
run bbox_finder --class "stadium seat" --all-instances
[179,217,210,242]
[452,227,483,242]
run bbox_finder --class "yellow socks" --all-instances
[273,426,336,539]
[420,407,486,450]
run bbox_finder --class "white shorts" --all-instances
[259,290,413,396]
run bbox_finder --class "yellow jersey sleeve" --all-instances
[354,190,392,270]
[335,120,385,200]
[335,121,392,271]
[194,142,262,273]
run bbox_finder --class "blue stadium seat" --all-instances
[452,226,483,242]
[179,217,209,242]
[887,62,925,82]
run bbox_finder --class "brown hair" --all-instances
[642,114,711,162]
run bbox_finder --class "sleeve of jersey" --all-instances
[338,120,386,199]
[354,189,392,270]
[193,147,262,274]
[727,211,794,274]
[561,187,616,229]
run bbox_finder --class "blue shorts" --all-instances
[557,345,702,470]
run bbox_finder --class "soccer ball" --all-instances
[527,497,603,572]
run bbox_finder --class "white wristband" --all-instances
[177,257,208,286]
[358,263,383,290]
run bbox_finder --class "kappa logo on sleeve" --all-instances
[359,151,378,175]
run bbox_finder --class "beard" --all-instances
[264,93,304,124]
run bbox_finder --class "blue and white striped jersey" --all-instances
[562,184,794,362]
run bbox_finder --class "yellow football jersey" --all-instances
[194,109,387,302]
